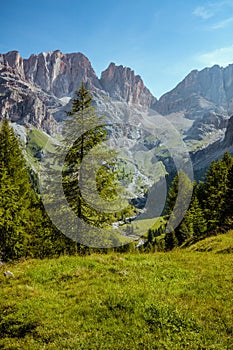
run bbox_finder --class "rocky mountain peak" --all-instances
[0,50,156,107]
[154,64,233,117]
[23,50,101,97]
[0,50,157,133]
[100,62,156,107]
[0,51,25,78]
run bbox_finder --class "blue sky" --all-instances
[1,0,233,97]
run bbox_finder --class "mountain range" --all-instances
[0,49,233,176]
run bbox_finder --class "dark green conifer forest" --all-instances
[163,153,233,251]
[0,119,80,261]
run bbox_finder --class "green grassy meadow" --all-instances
[0,233,233,349]
[25,128,56,168]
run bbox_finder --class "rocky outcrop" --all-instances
[151,64,233,146]
[185,112,228,141]
[100,63,156,107]
[0,63,58,133]
[223,115,233,148]
[0,51,155,105]
[191,115,233,169]
[0,50,102,97]
[0,51,25,78]
[153,64,233,118]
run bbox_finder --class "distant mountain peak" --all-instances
[100,62,156,106]
[154,63,233,117]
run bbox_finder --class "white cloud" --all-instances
[193,6,214,19]
[211,16,233,29]
[193,1,233,21]
[197,45,233,67]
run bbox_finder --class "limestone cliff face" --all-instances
[191,115,233,169]
[23,50,102,97]
[0,50,102,97]
[100,63,156,107]
[150,64,233,147]
[0,62,58,133]
[0,51,155,105]
[0,51,156,132]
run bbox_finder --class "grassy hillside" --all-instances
[25,128,56,168]
[187,230,233,254]
[121,217,165,238]
[0,247,232,349]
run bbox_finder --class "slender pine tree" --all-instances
[62,83,131,228]
[165,170,193,234]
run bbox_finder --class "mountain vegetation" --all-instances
[141,152,233,253]
[0,85,138,261]
[0,249,232,349]
[0,79,232,349]
[164,152,233,250]
[0,119,81,261]
[0,84,232,260]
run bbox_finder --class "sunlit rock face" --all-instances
[154,64,233,118]
[100,62,156,107]
[23,50,102,97]
[0,50,156,132]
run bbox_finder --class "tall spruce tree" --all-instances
[221,156,233,229]
[164,230,178,251]
[0,119,38,260]
[200,153,233,232]
[178,195,207,244]
[163,152,233,250]
[0,119,79,260]
[165,170,193,233]
[225,164,233,227]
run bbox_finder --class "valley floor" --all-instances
[0,232,233,349]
